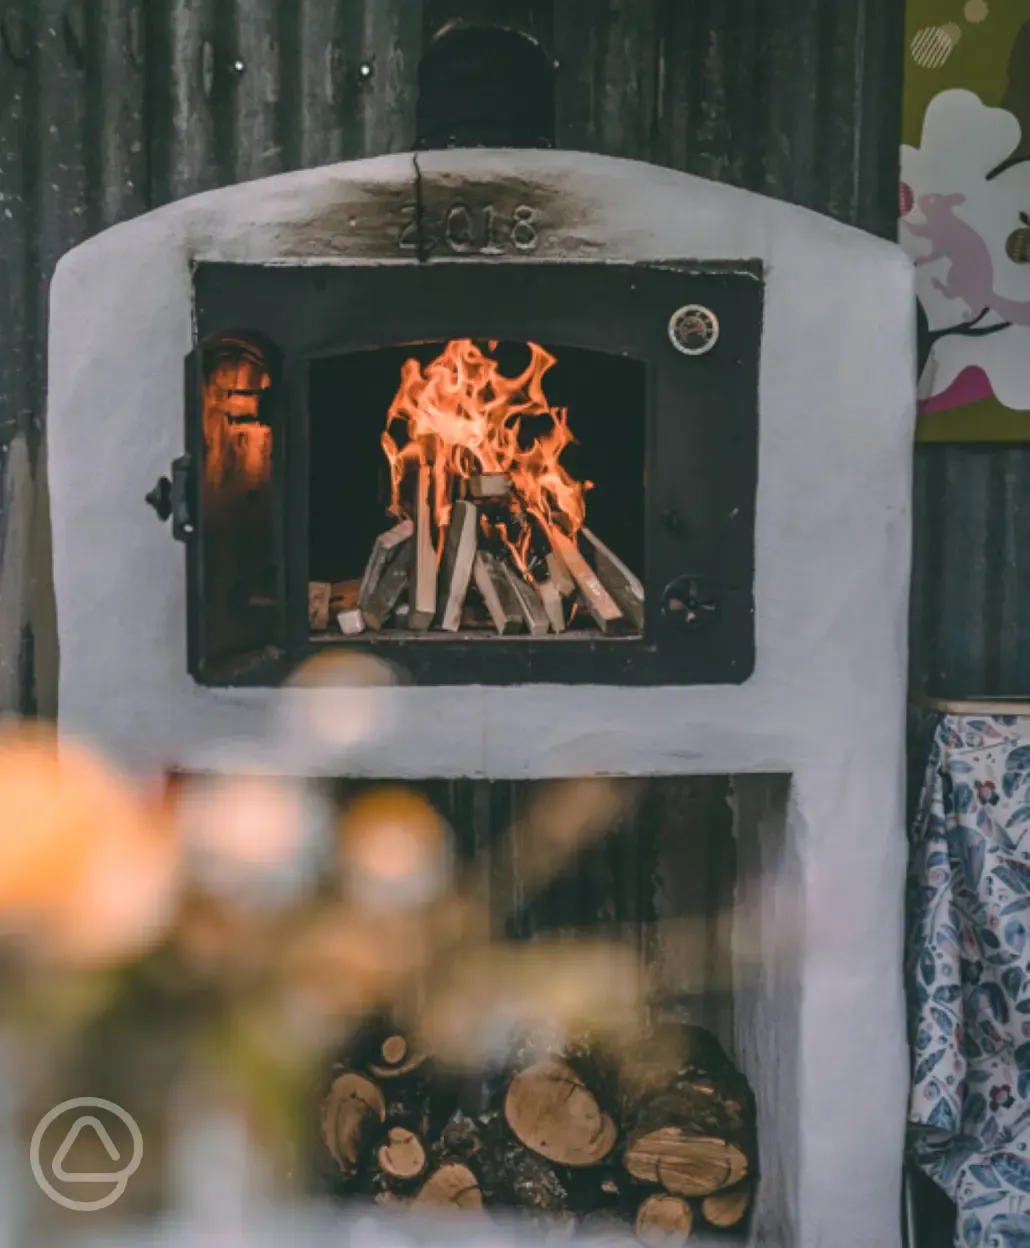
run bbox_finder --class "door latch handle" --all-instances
[170,454,194,541]
[147,457,194,540]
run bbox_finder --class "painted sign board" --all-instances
[902,4,1030,441]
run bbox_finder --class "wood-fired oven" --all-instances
[148,258,759,686]
[47,128,915,1248]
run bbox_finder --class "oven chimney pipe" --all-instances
[415,23,557,151]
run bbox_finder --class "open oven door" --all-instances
[147,338,288,685]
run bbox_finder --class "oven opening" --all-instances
[307,340,646,642]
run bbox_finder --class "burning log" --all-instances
[546,551,576,598]
[700,1184,750,1229]
[362,558,409,631]
[548,531,624,634]
[503,567,551,636]
[345,342,648,638]
[537,577,566,633]
[358,520,414,612]
[309,582,332,631]
[581,528,644,631]
[473,552,524,635]
[436,500,478,632]
[468,473,510,500]
[409,465,437,631]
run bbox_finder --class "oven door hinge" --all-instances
[145,455,195,542]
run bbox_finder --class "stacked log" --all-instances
[308,493,644,639]
[318,1019,755,1238]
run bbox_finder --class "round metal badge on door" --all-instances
[668,305,720,356]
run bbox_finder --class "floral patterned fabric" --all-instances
[908,714,1030,1247]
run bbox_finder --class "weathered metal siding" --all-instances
[910,446,1030,698]
[0,0,905,715]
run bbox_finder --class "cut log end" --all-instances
[378,1126,427,1180]
[381,1035,408,1066]
[700,1185,750,1229]
[625,1127,747,1197]
[321,1072,386,1175]
[414,1163,483,1211]
[635,1194,694,1247]
[505,1059,616,1167]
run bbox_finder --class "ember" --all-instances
[309,340,645,640]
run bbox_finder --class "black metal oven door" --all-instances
[177,337,289,685]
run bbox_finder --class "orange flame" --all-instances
[382,341,590,572]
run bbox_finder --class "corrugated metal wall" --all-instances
[0,0,906,715]
[910,447,1030,698]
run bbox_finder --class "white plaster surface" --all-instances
[47,149,916,1247]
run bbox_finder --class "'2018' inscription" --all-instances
[398,201,541,256]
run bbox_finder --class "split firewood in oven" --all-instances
[504,565,551,636]
[468,473,511,501]
[474,551,525,635]
[580,528,645,632]
[338,609,366,636]
[362,558,409,631]
[537,576,567,633]
[436,500,478,632]
[548,530,625,634]
[358,519,413,613]
[621,1024,754,1200]
[546,550,576,599]
[309,582,332,631]
[330,578,364,636]
[409,464,437,630]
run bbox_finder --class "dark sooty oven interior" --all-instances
[183,262,761,687]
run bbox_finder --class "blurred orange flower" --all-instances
[337,787,452,909]
[0,721,178,968]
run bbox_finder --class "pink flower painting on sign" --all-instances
[900,89,1030,413]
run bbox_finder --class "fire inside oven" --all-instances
[304,340,646,642]
[180,261,759,688]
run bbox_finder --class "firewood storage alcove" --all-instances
[177,261,760,687]
[310,772,795,1242]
